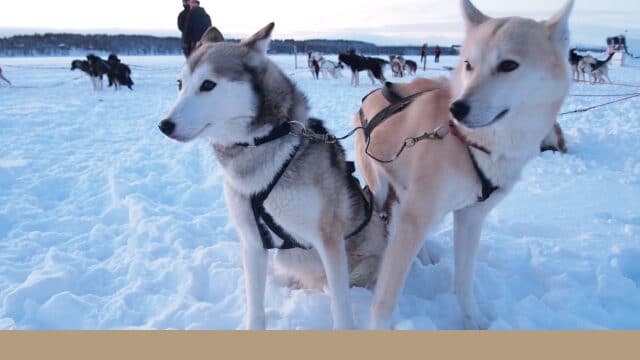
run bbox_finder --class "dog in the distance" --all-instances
[568,48,584,81]
[355,0,574,329]
[389,55,406,77]
[404,60,417,76]
[308,51,322,79]
[158,24,386,329]
[0,66,11,86]
[71,59,101,89]
[579,51,614,84]
[85,54,110,90]
[107,54,134,90]
[319,58,343,79]
[338,49,387,86]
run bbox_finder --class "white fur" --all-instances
[361,0,574,329]
[167,66,258,145]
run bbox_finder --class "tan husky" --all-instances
[355,0,573,329]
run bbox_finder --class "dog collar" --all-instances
[447,120,498,202]
[448,120,491,155]
[236,122,293,147]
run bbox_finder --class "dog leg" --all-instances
[0,74,11,85]
[367,70,375,85]
[540,122,567,153]
[224,183,268,330]
[315,231,354,329]
[453,205,491,330]
[369,201,439,329]
[354,136,389,211]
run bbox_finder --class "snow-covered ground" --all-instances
[0,53,639,330]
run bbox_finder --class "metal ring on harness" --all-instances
[357,83,499,201]
[357,84,445,163]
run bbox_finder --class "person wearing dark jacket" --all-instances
[177,0,190,56]
[182,0,212,57]
[177,0,189,33]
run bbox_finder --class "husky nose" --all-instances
[450,100,470,121]
[158,119,176,136]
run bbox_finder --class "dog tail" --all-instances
[603,51,615,63]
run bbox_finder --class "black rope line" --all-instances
[559,93,640,116]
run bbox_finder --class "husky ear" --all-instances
[545,0,574,50]
[240,22,275,54]
[195,26,225,50]
[461,0,489,28]
[199,27,225,45]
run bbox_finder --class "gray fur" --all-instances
[190,31,386,288]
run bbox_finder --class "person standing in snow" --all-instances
[434,45,441,63]
[182,0,212,58]
[177,0,190,57]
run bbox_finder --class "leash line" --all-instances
[9,76,86,89]
[1,64,69,70]
[560,93,640,116]
[569,92,640,97]
[573,79,640,88]
[288,120,447,164]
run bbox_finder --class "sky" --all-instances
[0,0,638,46]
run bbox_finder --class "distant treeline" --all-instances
[0,33,181,56]
[0,33,462,57]
[270,39,461,56]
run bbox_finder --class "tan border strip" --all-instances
[1,331,637,360]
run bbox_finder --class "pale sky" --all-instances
[0,0,638,46]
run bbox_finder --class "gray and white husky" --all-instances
[159,23,386,329]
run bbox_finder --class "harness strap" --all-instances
[238,122,292,147]
[358,82,498,202]
[361,87,437,139]
[467,148,499,202]
[250,144,311,250]
[245,122,374,250]
[344,162,374,239]
[448,121,491,155]
[447,122,498,201]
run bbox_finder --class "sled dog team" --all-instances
[160,0,575,329]
[569,48,614,84]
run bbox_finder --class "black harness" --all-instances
[238,120,373,250]
[359,82,434,139]
[467,148,499,202]
[249,144,309,250]
[358,82,499,203]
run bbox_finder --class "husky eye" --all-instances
[177,79,183,91]
[200,80,217,92]
[497,60,519,73]
[464,60,473,72]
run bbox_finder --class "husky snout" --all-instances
[450,97,510,128]
[158,119,176,137]
[450,100,470,121]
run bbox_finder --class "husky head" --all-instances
[450,0,573,157]
[159,23,308,145]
